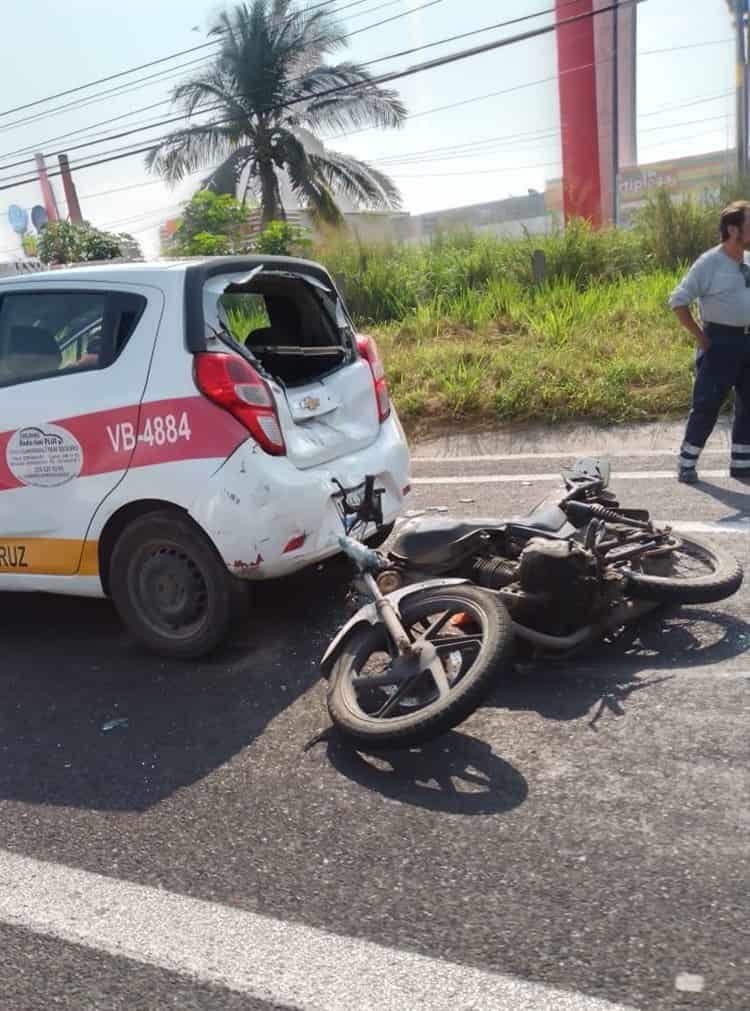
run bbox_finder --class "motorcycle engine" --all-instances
[518,537,599,626]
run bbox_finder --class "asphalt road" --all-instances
[0,436,747,1010]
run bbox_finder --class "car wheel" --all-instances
[109,510,247,658]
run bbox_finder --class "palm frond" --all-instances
[172,69,249,123]
[200,146,256,194]
[311,150,402,211]
[146,124,238,184]
[301,88,406,133]
[281,132,343,226]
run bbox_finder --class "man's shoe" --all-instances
[678,466,698,484]
[729,467,750,481]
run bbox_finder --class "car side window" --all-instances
[0,290,146,389]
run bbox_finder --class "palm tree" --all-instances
[147,0,407,226]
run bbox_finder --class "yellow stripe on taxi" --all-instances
[0,539,98,576]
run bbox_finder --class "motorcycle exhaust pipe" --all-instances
[510,600,659,651]
[510,622,595,650]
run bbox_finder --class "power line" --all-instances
[0,0,425,139]
[390,159,560,178]
[639,90,733,118]
[367,111,732,170]
[22,40,724,207]
[81,179,172,201]
[373,128,560,165]
[0,41,223,123]
[640,112,730,134]
[0,0,588,169]
[0,0,592,167]
[0,0,589,173]
[639,38,733,57]
[0,0,641,196]
[0,0,371,122]
[0,0,540,176]
[101,203,185,230]
[0,0,447,159]
[0,57,212,138]
[639,126,730,153]
[0,100,175,165]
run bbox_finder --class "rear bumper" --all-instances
[189,411,411,579]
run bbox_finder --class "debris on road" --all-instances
[101,718,129,732]
[675,973,704,993]
[459,497,475,504]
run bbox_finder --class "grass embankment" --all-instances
[320,228,697,435]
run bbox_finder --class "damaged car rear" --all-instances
[0,254,410,658]
[183,256,412,649]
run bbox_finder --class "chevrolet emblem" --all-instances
[299,396,321,411]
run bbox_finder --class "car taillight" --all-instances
[194,352,286,456]
[357,334,390,423]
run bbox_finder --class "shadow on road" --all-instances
[0,560,353,813]
[326,731,528,816]
[486,606,750,729]
[689,479,750,522]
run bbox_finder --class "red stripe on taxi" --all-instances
[0,396,248,492]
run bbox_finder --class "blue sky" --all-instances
[0,0,734,256]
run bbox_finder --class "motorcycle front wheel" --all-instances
[327,585,514,749]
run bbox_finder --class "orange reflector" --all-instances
[283,533,307,554]
[450,612,475,629]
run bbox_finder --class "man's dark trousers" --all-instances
[681,322,750,474]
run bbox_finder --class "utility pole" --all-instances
[57,154,83,224]
[728,0,750,179]
[34,153,59,223]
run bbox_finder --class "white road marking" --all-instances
[413,470,734,485]
[0,848,637,1011]
[413,450,727,463]
[662,521,749,535]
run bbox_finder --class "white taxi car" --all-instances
[0,256,411,657]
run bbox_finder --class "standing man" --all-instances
[670,200,750,482]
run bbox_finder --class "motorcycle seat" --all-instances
[391,503,579,568]
[390,517,502,567]
[510,502,574,535]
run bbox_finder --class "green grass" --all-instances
[320,221,652,326]
[309,224,713,433]
[367,267,699,434]
[223,220,716,433]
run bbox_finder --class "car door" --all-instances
[0,280,163,578]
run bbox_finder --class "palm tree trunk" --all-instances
[259,161,285,225]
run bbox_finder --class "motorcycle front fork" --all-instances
[361,572,413,655]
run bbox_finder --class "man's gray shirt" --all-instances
[669,245,750,327]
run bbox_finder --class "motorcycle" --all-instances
[321,459,743,749]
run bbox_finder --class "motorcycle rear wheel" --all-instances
[327,585,514,749]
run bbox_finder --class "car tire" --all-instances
[109,509,247,659]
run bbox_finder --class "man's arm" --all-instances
[669,257,710,351]
[673,305,710,351]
